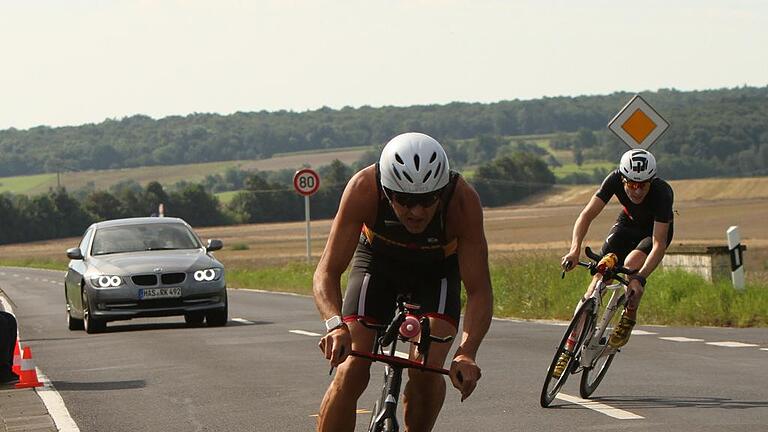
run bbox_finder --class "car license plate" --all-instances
[139,287,182,300]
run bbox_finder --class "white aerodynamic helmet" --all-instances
[379,132,450,194]
[619,149,657,182]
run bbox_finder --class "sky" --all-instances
[1,0,766,130]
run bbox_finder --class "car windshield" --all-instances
[91,223,201,256]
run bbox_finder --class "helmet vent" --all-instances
[395,153,404,165]
[402,171,414,183]
[392,165,403,181]
[429,152,437,163]
[434,163,442,178]
[422,170,433,183]
[413,154,420,170]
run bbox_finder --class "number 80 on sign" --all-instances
[293,168,320,196]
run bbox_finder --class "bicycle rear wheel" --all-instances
[540,299,596,407]
[579,294,625,398]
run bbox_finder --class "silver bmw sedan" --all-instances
[64,217,227,333]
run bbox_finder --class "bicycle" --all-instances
[540,246,636,408]
[349,296,454,432]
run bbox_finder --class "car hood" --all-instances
[87,250,220,276]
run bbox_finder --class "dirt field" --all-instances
[3,186,767,282]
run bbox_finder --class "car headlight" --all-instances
[90,275,124,288]
[193,268,221,282]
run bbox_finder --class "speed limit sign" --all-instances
[293,168,320,196]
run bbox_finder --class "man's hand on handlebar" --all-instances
[318,324,351,368]
[561,251,580,272]
[450,354,481,402]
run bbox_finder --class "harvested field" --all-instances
[3,194,767,282]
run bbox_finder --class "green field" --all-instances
[553,161,614,178]
[0,173,57,194]
[216,190,241,205]
[0,147,369,196]
[0,133,611,195]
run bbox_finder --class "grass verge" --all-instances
[3,254,766,327]
[0,259,67,271]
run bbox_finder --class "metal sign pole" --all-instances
[726,226,745,290]
[305,195,311,264]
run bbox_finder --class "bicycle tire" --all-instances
[579,294,625,398]
[540,298,596,408]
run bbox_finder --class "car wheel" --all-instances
[67,302,84,331]
[184,312,205,326]
[206,293,228,327]
[82,291,106,334]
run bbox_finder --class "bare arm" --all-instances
[569,195,606,255]
[313,167,376,366]
[637,221,669,277]
[562,195,606,269]
[450,181,493,400]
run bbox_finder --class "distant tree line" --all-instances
[0,154,555,245]
[1,87,767,179]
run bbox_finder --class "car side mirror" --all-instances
[206,239,223,252]
[66,247,84,260]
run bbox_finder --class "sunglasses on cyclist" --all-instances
[384,188,442,209]
[622,178,650,190]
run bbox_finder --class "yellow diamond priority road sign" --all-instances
[608,94,669,150]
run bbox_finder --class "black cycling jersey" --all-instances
[361,165,461,264]
[595,169,674,231]
[342,166,463,328]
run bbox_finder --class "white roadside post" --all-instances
[293,168,321,264]
[726,226,745,290]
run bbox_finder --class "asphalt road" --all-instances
[1,266,766,431]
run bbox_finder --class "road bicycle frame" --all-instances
[350,297,452,432]
[577,278,626,370]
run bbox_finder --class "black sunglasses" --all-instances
[384,188,442,209]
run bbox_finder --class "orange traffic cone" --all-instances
[11,340,22,375]
[15,347,42,389]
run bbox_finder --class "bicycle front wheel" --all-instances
[540,299,596,407]
[579,294,625,398]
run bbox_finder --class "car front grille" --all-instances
[161,273,186,285]
[132,274,158,286]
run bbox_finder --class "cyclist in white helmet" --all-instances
[556,149,674,377]
[314,132,493,431]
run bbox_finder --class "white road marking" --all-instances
[1,294,79,431]
[24,276,30,280]
[706,341,759,348]
[556,393,644,420]
[290,329,322,337]
[35,369,81,432]
[232,318,255,324]
[761,348,768,351]
[659,336,705,342]
[631,330,657,335]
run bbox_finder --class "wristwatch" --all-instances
[325,315,346,332]
[629,274,647,287]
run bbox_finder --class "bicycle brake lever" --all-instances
[328,346,346,376]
